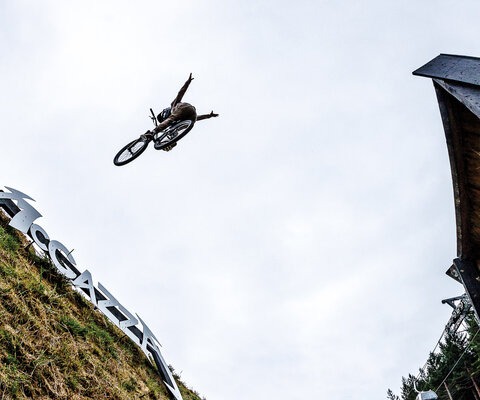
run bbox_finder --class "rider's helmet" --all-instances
[157,107,172,123]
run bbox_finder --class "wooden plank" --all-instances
[434,82,472,257]
[433,79,480,120]
[413,54,480,86]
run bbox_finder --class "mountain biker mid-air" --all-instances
[145,73,219,151]
[113,73,218,166]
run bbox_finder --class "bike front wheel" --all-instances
[154,120,193,150]
[113,137,149,166]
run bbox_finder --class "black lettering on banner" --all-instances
[72,270,97,304]
[0,187,42,233]
[29,223,50,251]
[97,282,139,330]
[48,240,78,280]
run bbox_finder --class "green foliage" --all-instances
[66,374,80,390]
[86,320,118,358]
[122,377,137,392]
[389,317,480,399]
[0,224,20,253]
[0,214,204,399]
[386,389,400,400]
[60,315,89,337]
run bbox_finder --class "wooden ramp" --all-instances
[415,54,480,321]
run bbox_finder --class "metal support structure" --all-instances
[452,258,480,325]
[442,294,467,309]
[442,293,472,334]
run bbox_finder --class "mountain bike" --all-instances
[113,108,193,166]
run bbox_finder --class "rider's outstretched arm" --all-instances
[197,111,219,121]
[171,73,194,108]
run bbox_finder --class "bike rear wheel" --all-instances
[154,120,193,150]
[113,137,149,166]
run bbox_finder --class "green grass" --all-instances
[0,224,20,253]
[0,211,205,399]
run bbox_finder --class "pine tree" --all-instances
[389,317,480,400]
[387,388,400,400]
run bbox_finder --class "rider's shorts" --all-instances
[171,102,197,121]
[156,102,197,132]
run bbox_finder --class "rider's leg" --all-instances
[153,115,175,133]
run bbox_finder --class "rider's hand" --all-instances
[188,73,194,82]
[209,111,219,117]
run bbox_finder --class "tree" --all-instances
[387,388,400,400]
[388,319,480,400]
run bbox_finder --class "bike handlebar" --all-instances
[149,108,158,127]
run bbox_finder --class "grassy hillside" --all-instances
[0,212,203,400]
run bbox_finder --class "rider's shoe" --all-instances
[163,142,177,152]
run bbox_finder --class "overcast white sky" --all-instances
[2,1,480,399]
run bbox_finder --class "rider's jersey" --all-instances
[153,76,215,133]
